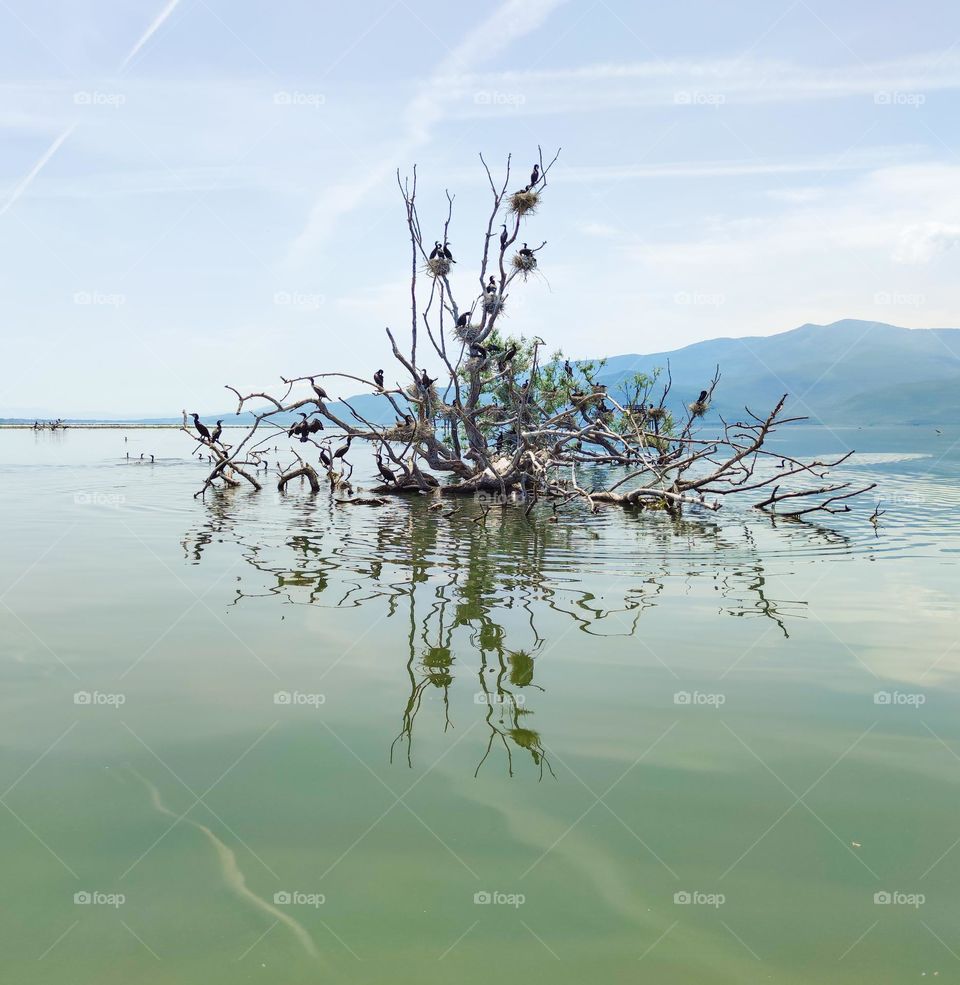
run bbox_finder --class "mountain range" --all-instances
[4,320,959,426]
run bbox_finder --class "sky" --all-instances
[1,0,959,417]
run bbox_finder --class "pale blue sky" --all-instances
[2,0,959,416]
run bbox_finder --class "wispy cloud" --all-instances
[0,123,75,216]
[288,0,568,260]
[121,0,183,70]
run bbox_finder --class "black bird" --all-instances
[519,242,534,258]
[429,241,442,259]
[497,344,518,371]
[374,369,384,389]
[308,418,324,434]
[211,420,223,442]
[696,390,708,404]
[403,413,415,426]
[500,224,509,250]
[564,359,573,378]
[287,412,308,438]
[191,413,211,441]
[485,276,497,294]
[528,163,540,189]
[441,242,455,262]
[332,435,353,461]
[420,369,437,388]
[308,377,329,402]
[456,311,469,328]
[318,448,332,469]
[469,342,488,361]
[376,455,397,484]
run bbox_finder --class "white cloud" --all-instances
[894,221,960,264]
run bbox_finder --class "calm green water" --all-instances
[1,425,959,983]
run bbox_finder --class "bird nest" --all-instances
[688,400,710,418]
[483,294,505,316]
[453,321,482,344]
[511,252,538,279]
[383,420,433,442]
[647,406,667,421]
[508,190,540,216]
[425,256,452,278]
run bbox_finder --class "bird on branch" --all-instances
[442,242,455,262]
[485,276,497,294]
[211,420,223,443]
[498,344,518,371]
[191,413,211,441]
[308,377,329,402]
[500,224,509,250]
[519,243,534,258]
[376,455,397,485]
[374,369,384,390]
[527,163,540,190]
[420,369,438,388]
[456,311,470,328]
[332,436,353,462]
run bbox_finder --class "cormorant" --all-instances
[308,418,324,434]
[696,390,708,404]
[308,377,329,402]
[485,276,497,294]
[191,413,211,441]
[441,242,455,262]
[469,342,488,361]
[319,448,332,469]
[429,241,442,259]
[374,369,384,389]
[376,455,397,484]
[456,311,470,328]
[564,359,573,378]
[211,421,223,442]
[403,413,416,426]
[497,344,518,371]
[287,412,308,438]
[500,224,509,250]
[528,163,540,189]
[519,243,534,258]
[332,435,353,461]
[420,369,437,388]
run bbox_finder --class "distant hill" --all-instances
[7,320,958,427]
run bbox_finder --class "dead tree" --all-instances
[185,149,874,520]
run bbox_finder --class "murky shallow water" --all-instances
[1,425,959,983]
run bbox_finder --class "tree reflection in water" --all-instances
[181,489,851,776]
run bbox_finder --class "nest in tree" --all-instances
[384,419,433,442]
[483,293,505,316]
[508,189,540,216]
[689,400,710,418]
[425,256,451,278]
[647,406,667,422]
[453,321,482,344]
[511,251,538,279]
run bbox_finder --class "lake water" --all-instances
[1,425,959,983]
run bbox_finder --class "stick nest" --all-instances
[483,294,505,316]
[511,251,538,279]
[425,256,451,278]
[508,190,540,216]
[688,400,710,418]
[453,321,482,344]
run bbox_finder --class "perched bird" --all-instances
[211,420,223,442]
[564,359,573,378]
[420,369,437,388]
[332,435,353,462]
[500,224,509,250]
[308,418,324,434]
[696,390,708,404]
[374,369,384,390]
[498,344,518,371]
[528,163,540,189]
[308,377,329,402]
[191,413,211,441]
[519,243,534,258]
[403,413,416,426]
[376,455,397,484]
[441,242,455,262]
[318,447,332,469]
[456,311,470,328]
[287,412,308,438]
[429,241,442,259]
[485,276,497,294]
[469,342,488,361]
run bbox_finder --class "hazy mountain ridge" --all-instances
[5,320,958,426]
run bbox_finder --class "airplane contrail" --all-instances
[121,0,182,70]
[0,124,76,217]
